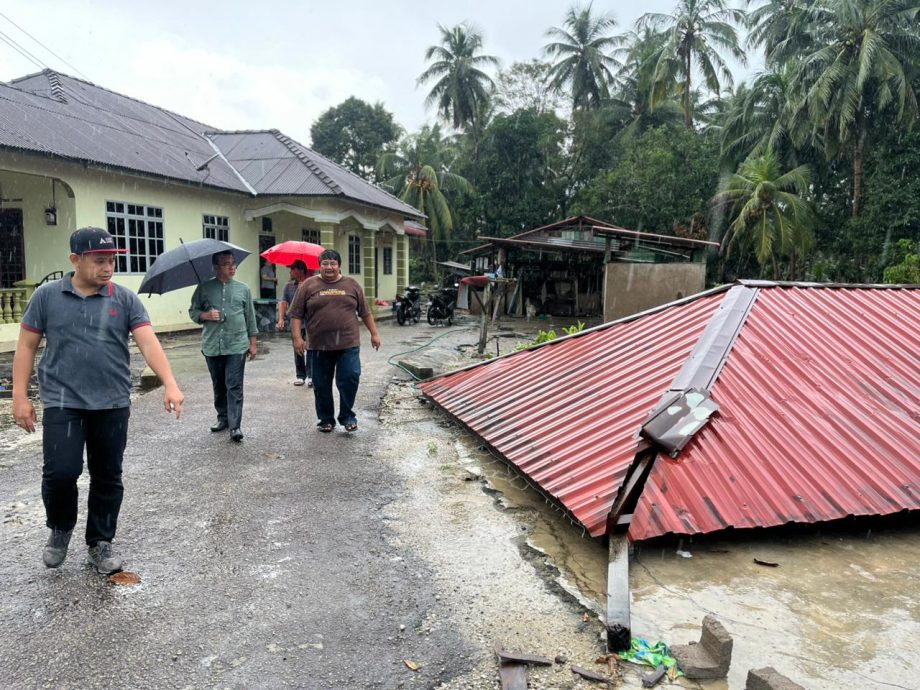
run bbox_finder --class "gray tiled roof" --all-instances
[1,70,423,218]
[210,130,423,217]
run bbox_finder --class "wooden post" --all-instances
[478,282,492,355]
[606,533,631,651]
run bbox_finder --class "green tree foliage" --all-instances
[573,124,719,235]
[310,97,400,182]
[418,23,499,130]
[638,0,747,128]
[377,125,472,270]
[457,109,568,237]
[883,241,920,283]
[712,150,814,278]
[789,0,920,216]
[495,60,563,115]
[543,3,623,110]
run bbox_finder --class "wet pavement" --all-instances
[0,319,917,689]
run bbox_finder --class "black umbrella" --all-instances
[139,239,251,295]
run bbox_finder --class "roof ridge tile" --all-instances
[270,129,343,195]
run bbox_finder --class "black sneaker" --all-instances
[42,528,73,568]
[87,541,124,574]
[230,428,243,442]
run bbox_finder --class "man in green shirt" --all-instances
[189,251,258,442]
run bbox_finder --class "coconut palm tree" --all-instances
[543,3,624,110]
[418,23,499,131]
[745,0,813,67]
[790,0,920,216]
[377,126,473,270]
[638,0,747,128]
[713,149,813,278]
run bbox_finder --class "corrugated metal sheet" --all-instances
[630,286,920,540]
[419,293,725,536]
[422,283,920,541]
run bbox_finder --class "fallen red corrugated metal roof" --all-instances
[419,292,725,537]
[630,285,920,540]
[421,282,920,541]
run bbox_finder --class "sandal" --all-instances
[344,422,358,432]
[317,422,334,433]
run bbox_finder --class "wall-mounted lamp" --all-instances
[45,179,57,225]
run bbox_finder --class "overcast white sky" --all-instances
[0,1,758,145]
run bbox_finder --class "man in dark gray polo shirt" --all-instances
[12,227,185,574]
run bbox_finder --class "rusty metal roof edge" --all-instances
[421,283,736,386]
[422,402,593,535]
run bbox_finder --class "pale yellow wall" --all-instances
[603,262,706,321]
[1,152,419,336]
[0,168,77,282]
[377,230,398,301]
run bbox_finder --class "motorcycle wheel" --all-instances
[446,314,453,326]
[396,308,406,326]
[427,310,438,325]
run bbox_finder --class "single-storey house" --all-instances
[0,69,425,345]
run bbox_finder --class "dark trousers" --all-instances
[312,347,361,426]
[42,407,130,546]
[295,349,315,381]
[206,353,247,430]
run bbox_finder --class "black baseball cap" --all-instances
[70,227,126,254]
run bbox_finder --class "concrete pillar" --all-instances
[396,235,408,295]
[361,228,376,303]
[318,222,336,253]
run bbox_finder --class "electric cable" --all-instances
[0,11,89,79]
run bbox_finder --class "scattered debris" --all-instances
[263,452,284,460]
[554,654,567,665]
[107,571,141,586]
[498,663,527,690]
[676,549,693,558]
[745,666,807,690]
[571,664,610,684]
[641,663,666,688]
[403,659,420,671]
[671,615,733,679]
[754,558,780,568]
[494,643,552,666]
[594,653,620,674]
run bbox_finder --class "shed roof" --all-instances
[419,282,920,540]
[1,70,423,218]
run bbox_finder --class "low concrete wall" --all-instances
[603,263,706,322]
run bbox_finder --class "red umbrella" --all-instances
[260,241,325,270]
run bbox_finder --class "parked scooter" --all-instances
[394,285,422,325]
[427,284,458,326]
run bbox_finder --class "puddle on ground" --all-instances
[383,381,920,690]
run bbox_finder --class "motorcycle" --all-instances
[427,284,458,326]
[394,285,422,325]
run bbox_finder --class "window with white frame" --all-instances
[203,215,229,242]
[302,228,321,244]
[348,235,361,274]
[105,201,164,273]
[382,246,393,275]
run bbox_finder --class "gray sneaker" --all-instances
[42,528,74,568]
[87,541,124,574]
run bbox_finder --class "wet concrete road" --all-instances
[0,324,475,689]
[2,319,918,689]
